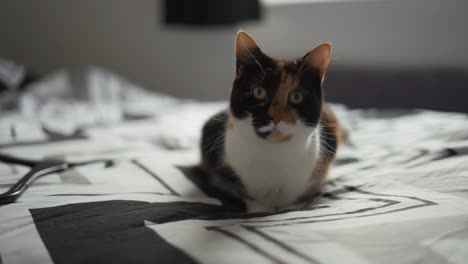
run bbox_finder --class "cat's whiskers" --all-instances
[308,130,334,162]
[319,120,339,127]
[294,59,307,80]
[319,119,337,124]
[211,115,228,122]
[239,36,266,75]
[319,129,339,137]
[318,126,339,134]
[203,130,226,152]
[320,124,338,128]
[301,121,319,127]
[205,133,226,153]
[319,138,336,160]
[321,135,336,145]
[295,64,314,80]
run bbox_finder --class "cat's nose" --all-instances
[270,108,281,125]
[269,100,281,125]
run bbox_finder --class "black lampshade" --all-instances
[164,0,262,26]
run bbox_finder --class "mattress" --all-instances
[1,68,467,264]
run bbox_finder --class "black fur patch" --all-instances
[231,55,323,139]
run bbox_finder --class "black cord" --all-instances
[0,153,38,167]
[0,154,114,205]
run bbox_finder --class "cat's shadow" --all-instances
[177,165,247,212]
[177,165,330,217]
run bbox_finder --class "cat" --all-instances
[200,30,341,213]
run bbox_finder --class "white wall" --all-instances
[250,0,468,68]
[1,0,467,100]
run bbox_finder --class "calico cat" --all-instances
[200,30,341,213]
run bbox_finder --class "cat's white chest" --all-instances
[225,118,321,212]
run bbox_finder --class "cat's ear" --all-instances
[235,30,264,65]
[303,42,332,80]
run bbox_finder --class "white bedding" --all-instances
[1,68,467,264]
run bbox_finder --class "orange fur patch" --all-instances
[268,60,300,125]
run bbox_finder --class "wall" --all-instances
[1,0,467,100]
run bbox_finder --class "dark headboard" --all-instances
[324,68,468,113]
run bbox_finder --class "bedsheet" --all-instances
[1,68,467,264]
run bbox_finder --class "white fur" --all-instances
[225,116,322,213]
[258,123,274,133]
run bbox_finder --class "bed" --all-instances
[1,67,467,264]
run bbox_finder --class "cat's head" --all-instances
[230,30,332,142]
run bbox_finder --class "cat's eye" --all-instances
[252,87,267,100]
[289,91,304,104]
